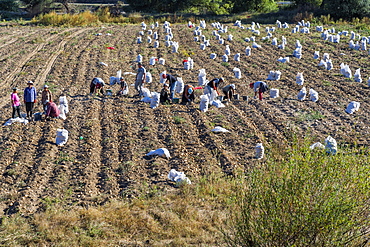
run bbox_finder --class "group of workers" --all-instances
[90,63,269,105]
[12,63,269,120]
[10,81,60,120]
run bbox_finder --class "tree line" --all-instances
[1,0,370,19]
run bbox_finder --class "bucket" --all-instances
[233,94,240,100]
[172,98,180,103]
[106,89,112,96]
[242,96,248,101]
[34,112,42,121]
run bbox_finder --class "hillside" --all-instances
[0,21,369,219]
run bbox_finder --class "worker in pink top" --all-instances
[10,87,21,118]
[44,100,60,120]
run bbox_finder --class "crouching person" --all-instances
[160,83,171,104]
[222,84,236,101]
[44,100,60,120]
[90,77,105,95]
[181,84,195,105]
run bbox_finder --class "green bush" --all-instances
[0,0,20,12]
[225,139,370,246]
[322,0,370,19]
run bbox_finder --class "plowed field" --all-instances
[1,22,369,216]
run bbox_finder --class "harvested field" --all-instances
[0,22,369,217]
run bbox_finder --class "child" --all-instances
[117,77,128,96]
[160,83,171,104]
[11,87,21,118]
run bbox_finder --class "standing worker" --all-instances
[162,73,177,101]
[41,85,53,110]
[24,80,37,120]
[135,63,146,97]
[11,87,21,119]
[222,84,236,101]
[250,81,268,101]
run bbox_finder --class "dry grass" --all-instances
[0,171,239,246]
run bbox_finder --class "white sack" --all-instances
[310,142,325,150]
[296,72,304,85]
[146,71,152,83]
[198,69,207,86]
[325,136,337,155]
[354,68,362,82]
[176,77,184,94]
[212,100,225,108]
[255,143,264,159]
[3,117,28,126]
[142,88,152,98]
[199,95,209,112]
[211,126,230,133]
[56,129,68,146]
[297,87,307,101]
[158,58,165,65]
[233,67,242,79]
[270,88,279,98]
[345,101,360,114]
[147,148,171,159]
[150,92,160,109]
[309,88,319,102]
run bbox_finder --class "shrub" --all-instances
[225,139,370,246]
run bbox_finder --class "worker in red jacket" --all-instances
[44,100,60,120]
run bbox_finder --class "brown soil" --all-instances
[0,23,369,216]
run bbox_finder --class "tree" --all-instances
[293,0,323,7]
[231,0,277,14]
[0,0,20,12]
[125,0,234,14]
[322,0,370,19]
[21,0,54,15]
[58,0,74,14]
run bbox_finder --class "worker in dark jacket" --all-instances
[222,84,236,101]
[181,84,195,105]
[24,80,37,120]
[162,73,177,101]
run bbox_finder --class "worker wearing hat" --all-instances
[222,83,236,101]
[41,84,53,110]
[160,83,171,104]
[10,87,21,118]
[118,77,128,96]
[23,80,37,120]
[181,84,195,105]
